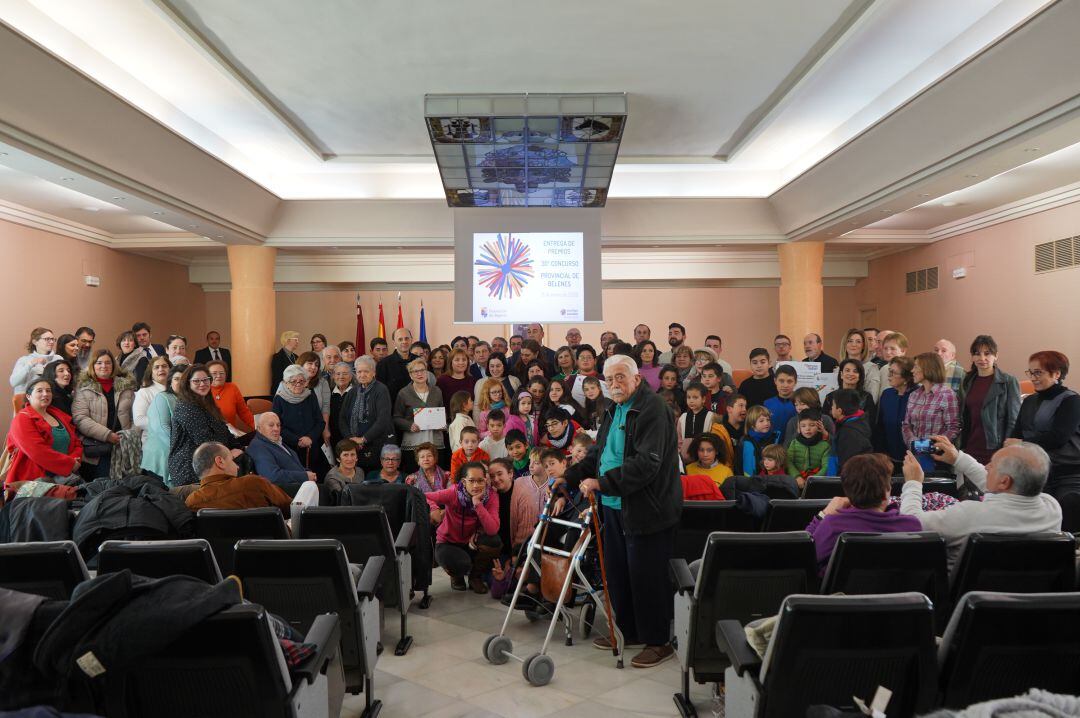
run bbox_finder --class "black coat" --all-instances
[375,351,412,404]
[0,497,71,543]
[834,415,874,472]
[339,380,394,467]
[565,381,682,535]
[194,346,232,381]
[71,475,193,558]
[269,348,296,395]
[340,481,433,592]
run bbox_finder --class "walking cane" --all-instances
[587,493,619,658]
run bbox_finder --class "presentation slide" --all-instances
[471,232,584,323]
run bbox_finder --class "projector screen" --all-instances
[454,209,602,324]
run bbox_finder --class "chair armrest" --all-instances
[356,556,386,600]
[716,620,762,678]
[669,558,695,595]
[291,613,340,685]
[394,522,417,554]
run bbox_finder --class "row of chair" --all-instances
[716,590,1080,717]
[669,530,1078,717]
[797,474,961,499]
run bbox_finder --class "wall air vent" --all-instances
[1035,237,1080,273]
[905,266,938,294]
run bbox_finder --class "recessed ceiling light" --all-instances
[0,152,8,156]
[112,196,125,200]
[81,206,100,212]
[1023,147,1040,152]
[965,174,979,179]
[918,193,930,198]
[942,201,959,207]
[151,211,164,215]
[60,177,75,182]
[650,245,661,248]
[216,235,223,239]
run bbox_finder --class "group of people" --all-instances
[5,318,1079,670]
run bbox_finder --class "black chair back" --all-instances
[0,540,89,599]
[822,532,950,629]
[100,604,294,718]
[98,539,223,583]
[691,532,816,682]
[195,508,288,575]
[758,593,936,717]
[939,591,1080,708]
[675,501,757,561]
[296,506,397,604]
[762,499,829,532]
[950,532,1077,604]
[802,476,842,499]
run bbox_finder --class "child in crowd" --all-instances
[581,375,611,432]
[738,348,778,408]
[541,407,579,455]
[659,365,686,413]
[527,377,548,407]
[764,364,798,433]
[739,405,778,476]
[450,426,490,480]
[405,441,452,493]
[480,409,509,459]
[684,433,733,489]
[324,439,361,494]
[760,444,790,478]
[678,382,716,463]
[504,429,531,478]
[542,379,585,423]
[786,408,832,490]
[873,331,909,402]
[447,391,476,453]
[781,387,836,445]
[829,389,874,473]
[527,448,550,511]
[510,391,538,446]
[699,362,733,415]
[477,378,508,436]
[711,393,746,472]
[426,461,501,593]
[570,432,594,465]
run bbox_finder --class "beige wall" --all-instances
[1,221,207,436]
[855,201,1080,377]
[205,285,858,372]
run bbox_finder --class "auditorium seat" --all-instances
[195,507,289,575]
[821,532,950,629]
[297,505,416,655]
[761,499,829,532]
[801,476,843,499]
[731,369,752,386]
[938,591,1080,708]
[717,592,937,717]
[98,603,343,718]
[0,540,89,599]
[234,539,383,712]
[949,532,1078,603]
[670,531,816,717]
[674,501,757,561]
[98,538,223,583]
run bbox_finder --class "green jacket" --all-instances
[786,437,831,478]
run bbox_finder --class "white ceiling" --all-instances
[0,0,1051,199]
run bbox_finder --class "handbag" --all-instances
[0,446,16,484]
[81,436,113,459]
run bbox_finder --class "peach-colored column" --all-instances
[227,245,277,396]
[777,241,825,346]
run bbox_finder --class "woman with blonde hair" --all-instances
[394,358,446,473]
[270,330,301,394]
[839,328,880,399]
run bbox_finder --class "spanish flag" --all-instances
[377,303,386,339]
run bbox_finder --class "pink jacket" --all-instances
[426,486,500,544]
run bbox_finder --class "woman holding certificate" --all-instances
[393,357,446,473]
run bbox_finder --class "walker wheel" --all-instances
[483,634,513,665]
[522,652,555,686]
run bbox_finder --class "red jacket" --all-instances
[4,405,83,487]
[680,474,725,501]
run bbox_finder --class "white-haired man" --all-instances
[901,435,1062,569]
[564,354,682,668]
[934,339,967,395]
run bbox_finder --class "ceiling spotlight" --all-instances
[942,201,958,207]
[216,235,223,239]
[81,206,101,212]
[112,196,125,200]
[964,174,979,179]
[151,211,164,215]
[1023,147,1040,152]
[60,177,75,182]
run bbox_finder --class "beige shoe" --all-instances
[630,644,675,668]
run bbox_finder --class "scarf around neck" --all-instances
[456,479,490,514]
[94,376,114,394]
[275,382,311,405]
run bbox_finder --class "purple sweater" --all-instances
[805,506,923,575]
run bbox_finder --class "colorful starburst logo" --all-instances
[475,233,534,300]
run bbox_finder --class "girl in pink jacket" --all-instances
[426,461,501,592]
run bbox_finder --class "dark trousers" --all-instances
[600,504,676,646]
[435,539,501,579]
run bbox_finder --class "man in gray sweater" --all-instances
[900,435,1062,570]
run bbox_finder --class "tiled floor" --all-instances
[341,572,720,718]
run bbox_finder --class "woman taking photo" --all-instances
[4,378,82,489]
[141,365,184,481]
[341,355,394,472]
[901,352,960,472]
[273,364,327,477]
[72,350,136,478]
[634,340,662,390]
[876,356,915,470]
[823,359,877,426]
[42,360,75,417]
[132,355,171,451]
[839,328,881,400]
[394,358,445,473]
[961,335,1021,465]
[169,364,236,487]
[1008,351,1080,512]
[208,359,255,436]
[10,327,60,394]
[437,349,476,411]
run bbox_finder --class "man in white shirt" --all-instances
[900,435,1062,570]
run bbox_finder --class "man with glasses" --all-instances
[74,326,96,372]
[563,354,682,668]
[773,334,793,364]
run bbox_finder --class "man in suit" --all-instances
[131,321,166,384]
[194,330,232,381]
[246,412,317,487]
[469,341,491,381]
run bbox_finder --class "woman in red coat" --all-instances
[4,377,83,488]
